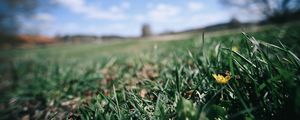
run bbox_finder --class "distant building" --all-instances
[141,24,152,37]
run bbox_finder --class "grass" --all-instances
[0,23,300,119]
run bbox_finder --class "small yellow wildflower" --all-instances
[212,74,231,84]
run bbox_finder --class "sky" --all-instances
[20,0,263,37]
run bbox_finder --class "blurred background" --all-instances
[1,0,299,47]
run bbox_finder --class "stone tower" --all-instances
[141,23,152,37]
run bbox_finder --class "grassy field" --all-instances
[0,23,300,119]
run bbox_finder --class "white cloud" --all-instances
[148,4,180,22]
[52,0,127,20]
[187,2,204,11]
[108,2,130,14]
[64,23,80,31]
[109,6,122,13]
[20,13,55,34]
[232,0,249,6]
[32,13,55,22]
[134,14,145,21]
[188,12,231,26]
[100,23,139,36]
[106,24,126,31]
[84,23,128,35]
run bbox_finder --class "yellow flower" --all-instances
[212,74,231,84]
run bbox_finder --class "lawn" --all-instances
[0,22,300,119]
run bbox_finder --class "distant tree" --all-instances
[141,24,152,37]
[0,0,38,35]
[220,0,300,23]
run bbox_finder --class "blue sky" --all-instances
[20,0,263,37]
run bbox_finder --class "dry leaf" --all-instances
[140,89,147,99]
[61,97,80,110]
[137,64,159,80]
[21,114,30,120]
